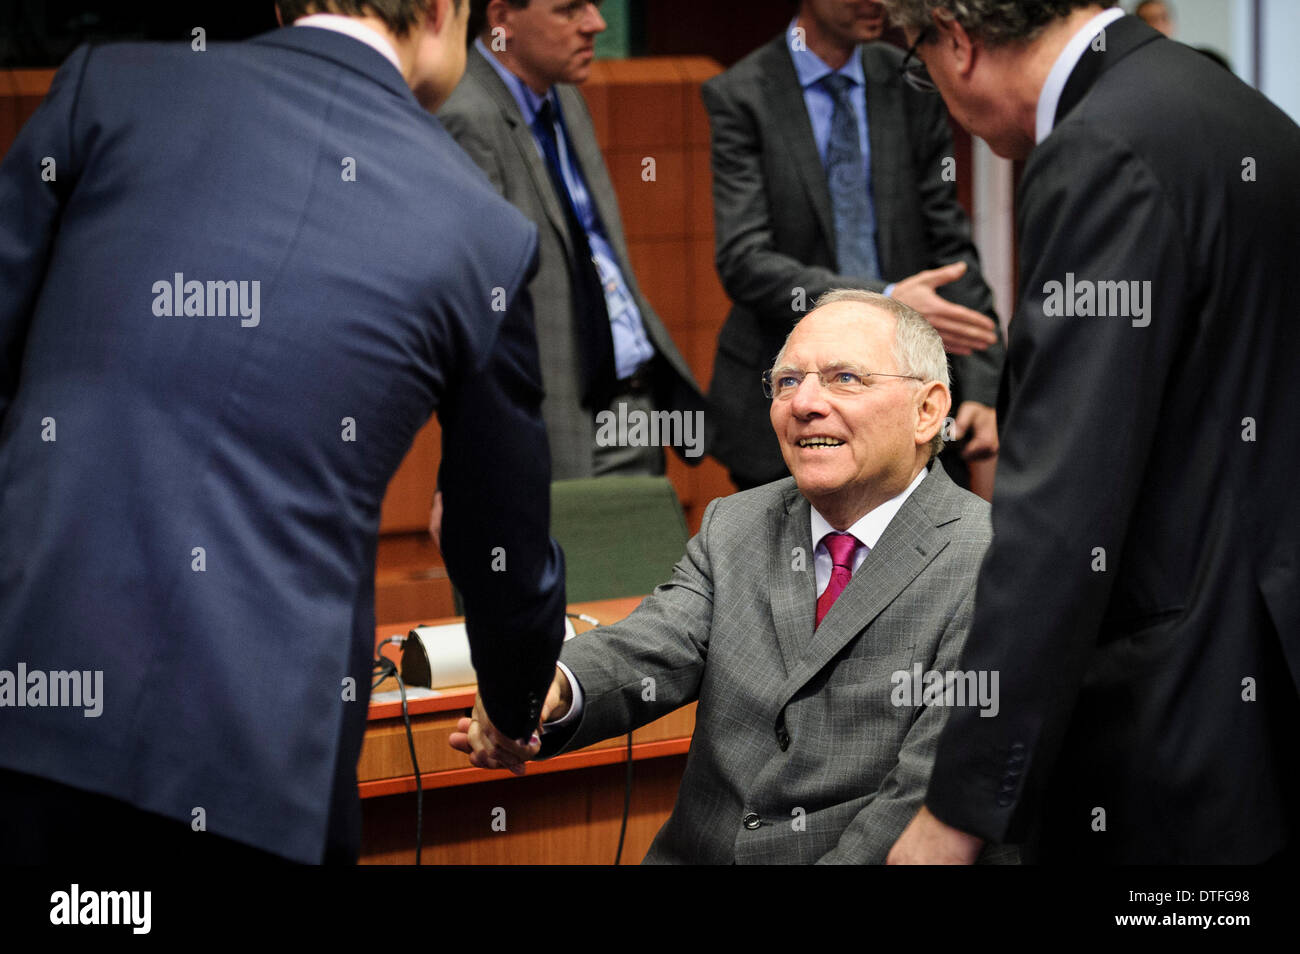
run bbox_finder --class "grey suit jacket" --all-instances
[542,463,1017,864]
[702,35,1005,485]
[438,46,703,479]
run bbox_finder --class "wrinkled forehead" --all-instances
[778,303,898,368]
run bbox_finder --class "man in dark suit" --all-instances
[703,0,1005,491]
[452,291,1015,864]
[0,0,566,863]
[884,1,1300,863]
[437,0,703,480]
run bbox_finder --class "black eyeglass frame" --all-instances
[898,25,938,93]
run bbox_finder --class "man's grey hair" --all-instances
[773,289,951,459]
[881,0,1106,47]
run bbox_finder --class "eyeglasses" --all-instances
[552,0,604,22]
[898,25,937,93]
[762,366,924,399]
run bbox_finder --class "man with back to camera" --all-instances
[0,0,567,863]
[703,0,1005,493]
[881,0,1300,863]
[451,291,1017,865]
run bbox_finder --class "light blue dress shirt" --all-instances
[476,39,655,381]
[786,22,894,293]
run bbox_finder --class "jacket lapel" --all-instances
[774,466,960,711]
[468,47,574,258]
[764,37,838,257]
[861,45,902,277]
[1055,15,1161,127]
[767,483,818,677]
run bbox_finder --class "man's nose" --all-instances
[789,374,830,417]
[581,2,607,34]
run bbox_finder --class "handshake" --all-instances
[448,666,575,776]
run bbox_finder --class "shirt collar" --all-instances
[787,16,865,91]
[1035,6,1126,144]
[294,13,404,77]
[809,466,928,552]
[476,36,555,127]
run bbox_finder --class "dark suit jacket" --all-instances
[0,27,566,863]
[438,46,703,479]
[926,16,1300,863]
[542,464,1015,864]
[702,35,1005,486]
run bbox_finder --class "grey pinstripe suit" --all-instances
[542,463,1016,863]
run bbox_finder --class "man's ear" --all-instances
[915,380,952,449]
[427,0,453,34]
[485,0,512,35]
[931,9,978,77]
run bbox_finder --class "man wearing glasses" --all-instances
[702,0,1004,494]
[437,0,702,481]
[449,291,1016,865]
[884,1,1300,864]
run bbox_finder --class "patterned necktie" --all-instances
[821,73,881,281]
[816,532,862,628]
[533,98,617,409]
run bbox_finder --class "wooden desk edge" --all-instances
[358,736,689,798]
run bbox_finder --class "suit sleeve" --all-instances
[437,108,508,196]
[904,88,1004,406]
[924,123,1189,843]
[438,250,568,742]
[703,80,884,328]
[538,497,719,757]
[0,45,89,425]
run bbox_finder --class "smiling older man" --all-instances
[450,290,1016,864]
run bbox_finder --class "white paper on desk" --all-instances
[371,686,438,704]
[407,617,577,690]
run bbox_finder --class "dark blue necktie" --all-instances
[821,74,880,281]
[533,98,616,409]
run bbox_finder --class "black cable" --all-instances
[565,612,635,865]
[614,730,633,865]
[373,640,423,865]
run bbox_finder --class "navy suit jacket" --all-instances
[0,27,566,863]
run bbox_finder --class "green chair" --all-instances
[549,476,689,603]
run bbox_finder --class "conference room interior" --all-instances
[1,0,1295,868]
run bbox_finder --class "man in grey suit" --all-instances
[451,291,1015,864]
[704,0,1004,492]
[436,0,703,480]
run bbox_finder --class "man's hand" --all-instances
[447,667,574,775]
[887,805,984,864]
[949,401,998,461]
[428,490,443,552]
[541,666,573,724]
[892,262,999,355]
[448,693,540,776]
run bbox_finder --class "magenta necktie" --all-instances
[815,532,862,628]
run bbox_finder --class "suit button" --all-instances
[743,812,762,830]
[776,726,790,751]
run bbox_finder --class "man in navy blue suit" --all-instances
[0,0,566,863]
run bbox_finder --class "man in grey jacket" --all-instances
[452,291,1015,864]
[437,0,702,480]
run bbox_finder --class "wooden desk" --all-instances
[359,597,696,864]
